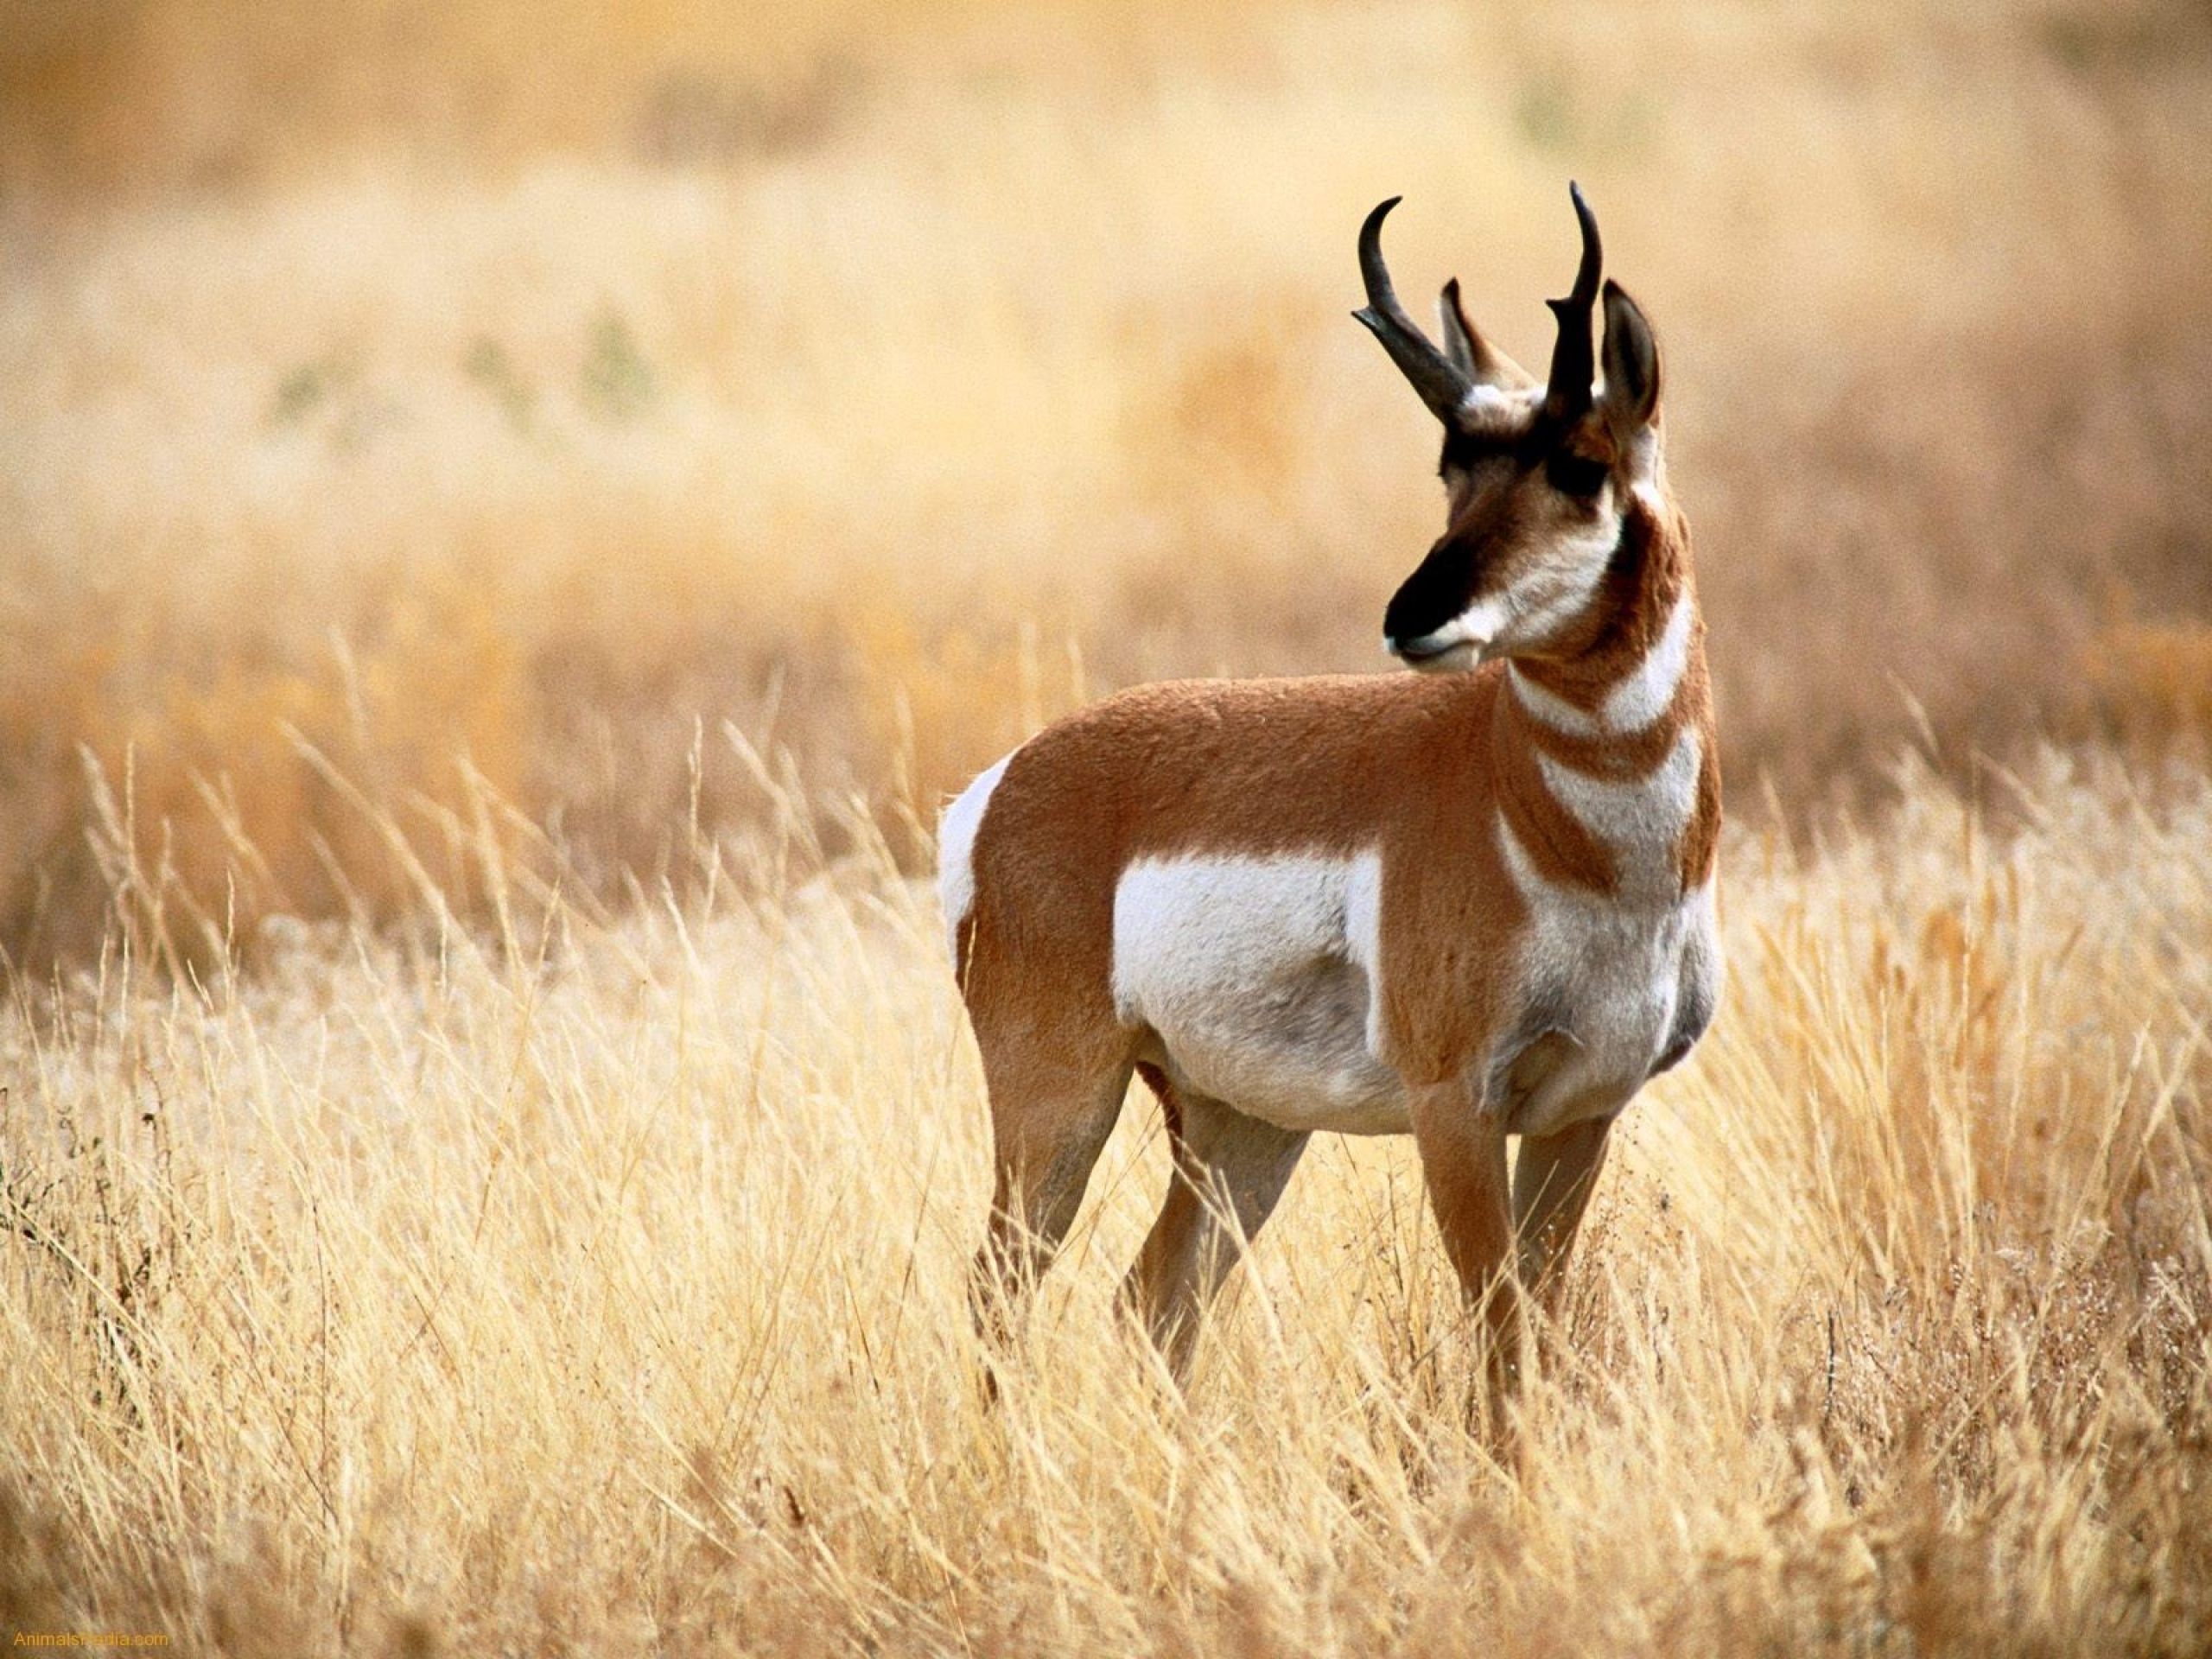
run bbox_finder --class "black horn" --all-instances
[1353,197,1474,424]
[1541,181,1604,425]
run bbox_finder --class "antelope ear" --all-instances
[1439,278,1535,389]
[1597,279,1661,439]
[1438,280,1477,374]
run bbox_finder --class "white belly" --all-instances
[1108,842,1722,1141]
[1110,853,1409,1135]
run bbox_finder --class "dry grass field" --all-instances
[4,757,2211,1653]
[3,0,2212,1650]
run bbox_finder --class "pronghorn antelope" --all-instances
[941,185,1719,1389]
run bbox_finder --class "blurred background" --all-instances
[3,0,2209,969]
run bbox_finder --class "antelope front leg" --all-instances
[1407,1078,1519,1402]
[1511,1116,1611,1317]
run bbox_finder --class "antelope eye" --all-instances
[1546,451,1609,498]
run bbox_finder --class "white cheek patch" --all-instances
[1504,511,1620,646]
[1416,593,1512,656]
[1396,510,1619,668]
[937,751,1013,966]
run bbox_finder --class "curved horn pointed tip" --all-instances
[1358,196,1404,243]
[1567,181,1600,242]
[1354,194,1476,422]
[1556,181,1604,308]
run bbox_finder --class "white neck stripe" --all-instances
[1505,594,1693,738]
[1508,664,1600,735]
[1603,595,1694,730]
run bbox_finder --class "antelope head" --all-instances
[1356,185,1665,671]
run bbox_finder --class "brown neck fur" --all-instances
[1511,491,1693,712]
[1489,488,1716,899]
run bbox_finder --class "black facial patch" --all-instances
[1440,420,1550,481]
[1545,450,1609,498]
[1401,416,1616,649]
[1438,427,1487,479]
[1383,533,1478,646]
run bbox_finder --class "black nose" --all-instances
[1382,537,1475,647]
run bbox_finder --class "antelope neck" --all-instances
[1483,500,1713,899]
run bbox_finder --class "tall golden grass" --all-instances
[4,1,2212,1649]
[3,751,2209,1651]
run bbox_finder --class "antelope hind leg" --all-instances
[967,1033,1135,1363]
[1120,1069,1308,1384]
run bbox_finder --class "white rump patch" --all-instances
[1110,851,1404,1134]
[937,752,1012,967]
